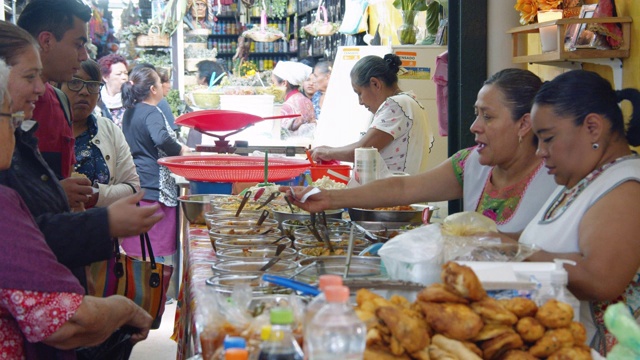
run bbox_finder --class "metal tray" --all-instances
[295,256,385,283]
[348,204,436,223]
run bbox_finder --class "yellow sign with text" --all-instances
[396,51,417,67]
[399,67,431,80]
[342,47,362,61]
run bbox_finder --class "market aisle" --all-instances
[130,302,178,359]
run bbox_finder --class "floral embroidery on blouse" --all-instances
[451,147,543,224]
[0,289,83,358]
[74,115,110,186]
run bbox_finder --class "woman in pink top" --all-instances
[272,61,317,139]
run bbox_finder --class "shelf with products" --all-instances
[507,16,632,89]
[296,0,343,60]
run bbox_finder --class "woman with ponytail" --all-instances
[309,53,433,175]
[516,70,640,354]
[120,65,189,263]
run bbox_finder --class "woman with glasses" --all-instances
[61,59,140,207]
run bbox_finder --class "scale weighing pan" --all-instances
[176,109,301,133]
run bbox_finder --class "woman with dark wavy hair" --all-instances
[310,53,433,175]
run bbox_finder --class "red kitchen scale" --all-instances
[175,109,306,154]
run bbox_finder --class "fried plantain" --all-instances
[473,323,516,342]
[431,334,482,360]
[471,297,518,326]
[417,283,470,304]
[419,301,484,341]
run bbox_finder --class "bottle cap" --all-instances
[270,307,295,325]
[324,285,349,303]
[225,348,249,360]
[552,259,576,285]
[223,336,247,350]
[318,274,343,290]
[260,325,271,341]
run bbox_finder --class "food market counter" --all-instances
[173,224,215,360]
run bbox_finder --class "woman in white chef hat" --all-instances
[272,61,317,139]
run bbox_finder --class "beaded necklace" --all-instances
[543,154,639,221]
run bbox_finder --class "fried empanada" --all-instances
[547,346,592,360]
[528,328,574,358]
[417,283,470,304]
[473,323,515,342]
[498,298,538,318]
[497,349,538,360]
[419,302,484,341]
[515,317,546,343]
[441,262,487,301]
[535,299,573,329]
[481,332,525,360]
[376,306,431,353]
[471,297,518,326]
[431,334,482,360]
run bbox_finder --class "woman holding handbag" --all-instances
[120,65,189,263]
[0,58,153,360]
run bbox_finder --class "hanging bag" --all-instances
[89,232,174,329]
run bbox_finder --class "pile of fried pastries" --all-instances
[355,261,592,360]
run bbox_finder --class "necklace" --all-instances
[544,154,639,220]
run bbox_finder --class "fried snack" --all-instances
[441,262,487,301]
[497,349,538,360]
[419,302,484,341]
[364,347,411,360]
[391,294,413,308]
[498,298,538,318]
[471,297,518,326]
[428,345,458,360]
[409,347,432,360]
[535,299,574,329]
[547,346,592,360]
[515,317,546,343]
[528,328,574,358]
[462,341,483,358]
[568,321,587,344]
[481,332,524,360]
[431,334,482,360]
[376,306,431,354]
[472,323,515,342]
[417,283,469,304]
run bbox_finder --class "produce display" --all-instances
[355,262,592,360]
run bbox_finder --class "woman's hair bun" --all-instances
[383,54,402,74]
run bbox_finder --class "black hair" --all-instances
[350,54,401,88]
[121,66,159,109]
[0,21,39,66]
[299,57,317,70]
[534,70,640,146]
[18,0,92,41]
[196,60,225,85]
[483,68,543,122]
[79,59,102,82]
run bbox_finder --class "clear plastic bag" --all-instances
[443,235,540,262]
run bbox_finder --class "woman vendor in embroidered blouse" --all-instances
[516,70,640,354]
[289,68,558,234]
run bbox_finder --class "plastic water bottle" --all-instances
[223,336,248,360]
[258,307,303,360]
[303,274,343,355]
[306,285,366,360]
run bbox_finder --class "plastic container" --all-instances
[306,285,366,360]
[258,307,303,360]
[309,164,351,184]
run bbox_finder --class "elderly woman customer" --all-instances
[98,54,129,127]
[311,60,331,119]
[272,61,316,138]
[513,70,640,353]
[311,53,433,175]
[287,68,558,234]
[0,58,153,360]
[120,65,190,260]
[61,59,140,207]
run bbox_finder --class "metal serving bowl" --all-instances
[179,194,228,225]
[211,258,299,274]
[295,256,385,283]
[347,204,437,223]
[215,247,298,261]
[273,209,343,225]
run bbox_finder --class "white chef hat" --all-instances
[272,61,313,86]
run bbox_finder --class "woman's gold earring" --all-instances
[518,136,523,144]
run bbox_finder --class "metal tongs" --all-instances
[310,211,334,253]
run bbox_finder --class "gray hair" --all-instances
[0,59,10,108]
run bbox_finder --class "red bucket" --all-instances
[309,164,352,184]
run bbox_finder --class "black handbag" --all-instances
[76,326,136,360]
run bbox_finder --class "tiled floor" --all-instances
[130,301,178,360]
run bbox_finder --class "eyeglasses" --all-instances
[66,78,104,94]
[0,111,25,130]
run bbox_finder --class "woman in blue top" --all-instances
[120,65,189,259]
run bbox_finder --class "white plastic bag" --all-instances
[377,224,443,285]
